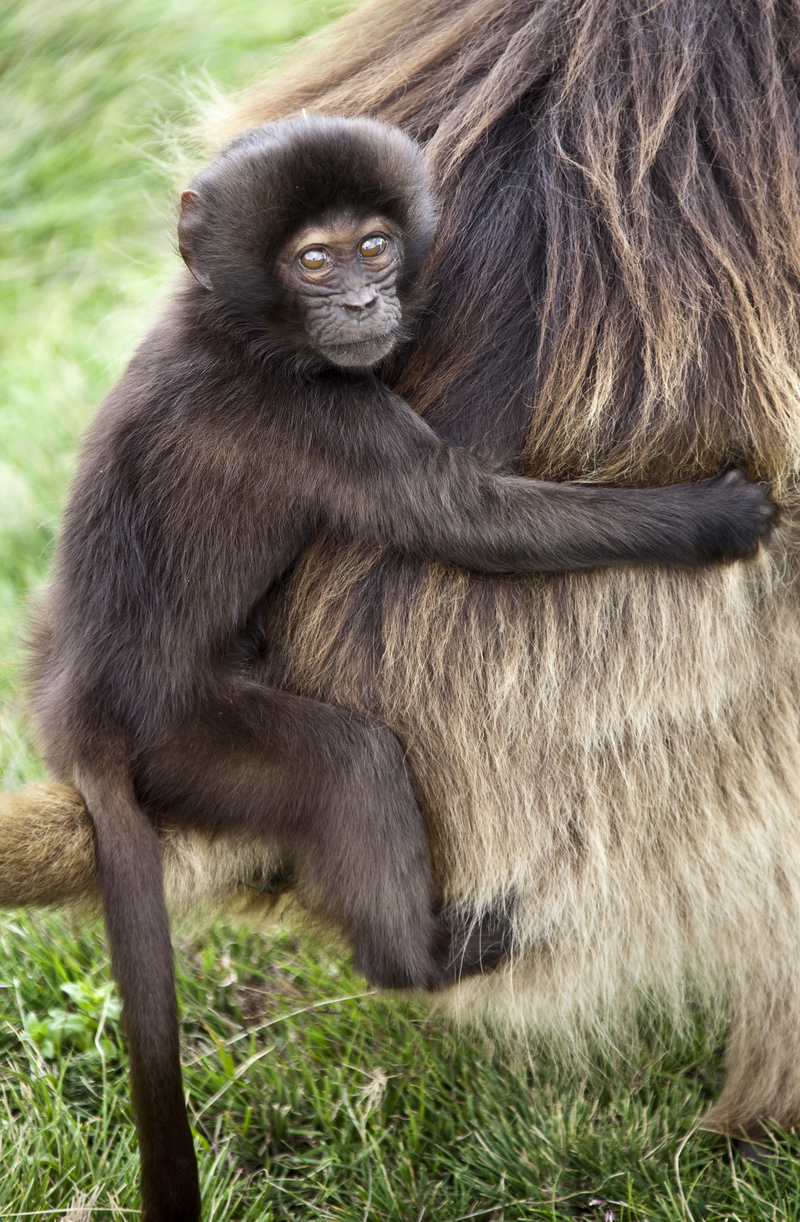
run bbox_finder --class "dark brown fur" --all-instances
[2,0,799,1202]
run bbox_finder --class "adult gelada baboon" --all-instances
[4,0,800,1145]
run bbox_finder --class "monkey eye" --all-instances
[358,236,387,258]
[299,248,329,270]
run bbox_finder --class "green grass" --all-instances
[2,1,800,1218]
[3,916,800,1222]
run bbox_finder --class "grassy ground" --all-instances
[2,1,800,1218]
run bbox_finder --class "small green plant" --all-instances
[19,978,122,1061]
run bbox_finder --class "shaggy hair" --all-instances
[5,0,800,1136]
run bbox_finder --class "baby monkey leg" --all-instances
[135,679,508,991]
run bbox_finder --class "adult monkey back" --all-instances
[3,0,800,1159]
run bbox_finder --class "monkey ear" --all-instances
[178,190,214,291]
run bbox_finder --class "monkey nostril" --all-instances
[343,294,377,315]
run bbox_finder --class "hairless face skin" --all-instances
[275,212,405,366]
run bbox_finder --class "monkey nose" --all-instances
[342,290,377,314]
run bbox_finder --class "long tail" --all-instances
[0,781,97,908]
[73,759,200,1222]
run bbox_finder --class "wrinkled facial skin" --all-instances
[276,211,404,368]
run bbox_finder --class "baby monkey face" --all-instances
[276,210,405,368]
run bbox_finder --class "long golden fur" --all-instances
[5,0,800,1136]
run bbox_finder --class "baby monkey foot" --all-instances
[237,863,512,990]
[436,907,514,983]
[244,861,297,896]
[356,907,514,993]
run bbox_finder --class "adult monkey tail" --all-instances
[0,782,95,908]
[74,745,200,1222]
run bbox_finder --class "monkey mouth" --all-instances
[322,330,397,368]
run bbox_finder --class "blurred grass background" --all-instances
[1,1,800,1218]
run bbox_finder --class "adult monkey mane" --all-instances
[5,0,800,1137]
[222,0,800,483]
